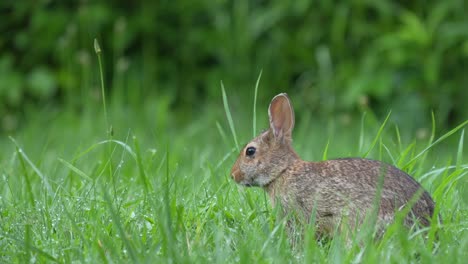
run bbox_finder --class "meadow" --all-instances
[0,76,467,263]
[1,2,468,262]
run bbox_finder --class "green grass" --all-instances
[0,88,467,263]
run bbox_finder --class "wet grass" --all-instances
[0,87,467,263]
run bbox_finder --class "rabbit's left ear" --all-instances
[268,93,295,142]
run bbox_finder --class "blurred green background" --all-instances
[1,0,467,133]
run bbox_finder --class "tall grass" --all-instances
[0,81,467,263]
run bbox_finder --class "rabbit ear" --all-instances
[268,93,295,142]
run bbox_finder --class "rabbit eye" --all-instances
[245,146,256,157]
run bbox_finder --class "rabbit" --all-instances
[230,93,435,237]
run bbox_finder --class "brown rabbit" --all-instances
[230,93,435,236]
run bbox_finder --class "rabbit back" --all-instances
[272,158,435,230]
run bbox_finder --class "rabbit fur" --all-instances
[230,93,435,236]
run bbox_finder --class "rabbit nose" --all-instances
[231,164,242,182]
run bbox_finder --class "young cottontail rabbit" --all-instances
[230,93,435,236]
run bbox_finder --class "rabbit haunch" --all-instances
[230,93,435,234]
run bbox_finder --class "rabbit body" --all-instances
[266,157,434,234]
[231,93,435,236]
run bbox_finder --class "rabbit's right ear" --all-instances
[268,93,295,142]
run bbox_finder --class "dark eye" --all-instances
[245,146,256,157]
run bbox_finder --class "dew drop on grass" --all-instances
[146,221,152,230]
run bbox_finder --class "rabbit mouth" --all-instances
[240,177,270,187]
[239,179,255,187]
[239,178,260,187]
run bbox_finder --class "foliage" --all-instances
[1,0,467,132]
[0,95,467,262]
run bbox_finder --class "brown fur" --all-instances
[230,93,435,237]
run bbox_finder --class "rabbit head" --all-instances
[231,93,299,187]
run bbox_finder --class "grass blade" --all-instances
[358,112,367,153]
[73,139,137,162]
[253,70,262,137]
[216,121,229,147]
[58,158,93,182]
[94,38,110,136]
[10,136,53,195]
[133,135,150,193]
[102,186,138,262]
[456,129,464,168]
[221,81,239,151]
[362,111,391,158]
[403,119,468,169]
[394,124,402,153]
[322,139,330,161]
